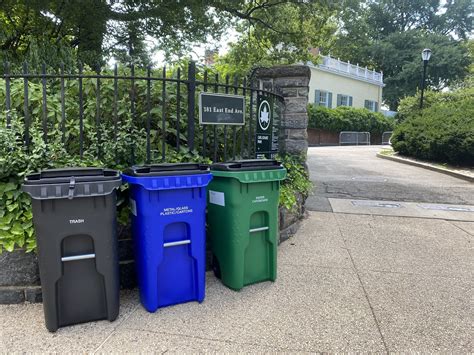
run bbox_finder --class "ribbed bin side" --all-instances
[123,171,211,313]
[30,194,120,332]
[207,175,281,291]
[22,168,121,332]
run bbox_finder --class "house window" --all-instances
[337,94,353,107]
[319,91,328,106]
[315,90,333,108]
[364,100,378,112]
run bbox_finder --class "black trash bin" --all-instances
[22,168,121,332]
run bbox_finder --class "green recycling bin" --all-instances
[208,160,286,291]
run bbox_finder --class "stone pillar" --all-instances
[255,65,310,157]
[255,65,310,243]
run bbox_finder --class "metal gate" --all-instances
[339,131,371,145]
[1,61,284,164]
[381,131,393,145]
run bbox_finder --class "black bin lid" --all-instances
[124,163,209,177]
[24,167,120,185]
[211,159,283,171]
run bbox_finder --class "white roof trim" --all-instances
[306,60,386,87]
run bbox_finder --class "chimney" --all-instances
[309,47,320,57]
[204,49,218,66]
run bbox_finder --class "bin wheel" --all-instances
[212,254,221,279]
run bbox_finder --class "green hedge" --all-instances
[391,86,474,166]
[307,105,395,134]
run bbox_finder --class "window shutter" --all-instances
[328,92,333,108]
[375,102,378,112]
[337,94,342,107]
[364,100,370,109]
[349,96,353,107]
[315,90,321,105]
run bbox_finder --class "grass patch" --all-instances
[379,148,395,156]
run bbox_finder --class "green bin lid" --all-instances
[124,163,209,177]
[211,159,283,172]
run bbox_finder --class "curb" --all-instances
[377,153,474,183]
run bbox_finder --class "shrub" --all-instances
[0,180,34,252]
[0,117,99,252]
[0,112,210,253]
[0,63,221,253]
[391,86,474,166]
[395,90,439,123]
[278,154,312,212]
[307,105,395,134]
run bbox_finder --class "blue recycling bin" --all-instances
[121,163,212,312]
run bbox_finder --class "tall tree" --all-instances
[372,31,470,109]
[216,1,337,76]
[0,0,109,69]
[331,0,473,110]
[0,0,335,70]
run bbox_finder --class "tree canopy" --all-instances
[215,1,337,76]
[330,0,473,109]
[1,0,230,68]
[0,0,336,70]
[1,0,472,110]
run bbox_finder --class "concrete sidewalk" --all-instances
[1,211,472,353]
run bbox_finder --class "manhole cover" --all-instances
[417,204,474,212]
[351,201,401,208]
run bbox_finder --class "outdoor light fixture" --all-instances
[420,48,432,109]
[421,48,432,62]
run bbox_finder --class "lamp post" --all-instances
[419,48,432,109]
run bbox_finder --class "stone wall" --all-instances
[0,249,41,303]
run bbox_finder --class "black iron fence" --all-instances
[1,61,284,164]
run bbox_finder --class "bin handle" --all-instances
[61,253,96,262]
[163,240,191,247]
[249,226,269,233]
[68,177,75,199]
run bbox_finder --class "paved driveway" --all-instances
[306,146,474,212]
[0,146,472,353]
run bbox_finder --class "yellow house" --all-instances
[308,55,384,111]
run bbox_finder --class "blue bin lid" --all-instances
[124,163,209,177]
[122,164,212,190]
[211,159,283,171]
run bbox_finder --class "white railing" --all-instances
[315,55,383,84]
